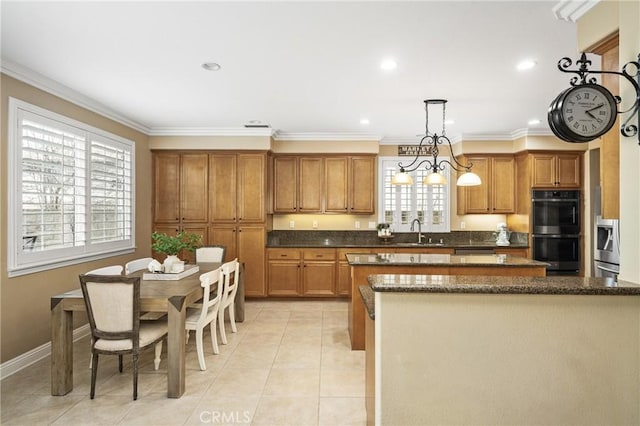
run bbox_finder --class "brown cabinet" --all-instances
[349,156,376,214]
[457,155,515,214]
[267,248,336,296]
[154,151,269,297]
[273,156,298,213]
[272,154,375,214]
[154,153,208,223]
[299,157,324,213]
[531,152,581,188]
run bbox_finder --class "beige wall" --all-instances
[0,74,152,362]
[578,0,640,283]
[148,135,271,150]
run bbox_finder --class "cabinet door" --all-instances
[491,157,515,213]
[299,157,323,213]
[209,154,237,222]
[350,156,376,214]
[337,261,351,296]
[302,261,336,296]
[237,154,266,222]
[208,225,237,261]
[273,156,298,213]
[238,226,266,297]
[153,153,180,223]
[531,154,557,188]
[556,154,581,188]
[267,261,300,296]
[463,157,490,213]
[180,154,209,223]
[325,157,348,213]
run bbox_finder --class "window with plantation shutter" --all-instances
[8,98,135,276]
[378,157,450,233]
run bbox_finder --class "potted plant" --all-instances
[151,231,202,271]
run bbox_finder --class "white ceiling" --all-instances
[1,1,587,142]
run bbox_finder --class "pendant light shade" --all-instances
[390,171,413,185]
[456,171,482,186]
[423,172,447,185]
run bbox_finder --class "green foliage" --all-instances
[151,231,202,256]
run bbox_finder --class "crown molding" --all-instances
[1,59,150,134]
[273,131,382,141]
[552,0,601,22]
[147,127,274,137]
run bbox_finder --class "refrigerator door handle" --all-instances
[596,264,619,274]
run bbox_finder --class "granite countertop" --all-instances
[346,253,547,267]
[359,285,375,320]
[367,274,640,295]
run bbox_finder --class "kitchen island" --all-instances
[346,253,547,350]
[363,275,640,425]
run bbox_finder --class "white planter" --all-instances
[163,255,180,273]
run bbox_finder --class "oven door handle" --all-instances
[532,234,581,238]
[596,264,619,274]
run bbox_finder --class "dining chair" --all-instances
[87,265,123,275]
[195,245,226,263]
[125,258,154,275]
[218,258,240,345]
[79,274,168,400]
[185,267,223,370]
[86,265,124,369]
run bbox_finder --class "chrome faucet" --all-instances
[410,218,425,244]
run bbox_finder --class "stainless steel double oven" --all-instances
[531,190,581,275]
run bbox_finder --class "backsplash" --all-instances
[267,230,529,246]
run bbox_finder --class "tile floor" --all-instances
[0,300,366,426]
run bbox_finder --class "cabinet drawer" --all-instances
[303,249,336,261]
[268,248,301,260]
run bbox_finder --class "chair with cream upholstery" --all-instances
[86,265,124,368]
[195,245,226,263]
[125,258,154,275]
[87,265,123,276]
[218,258,240,345]
[79,274,168,400]
[185,267,223,370]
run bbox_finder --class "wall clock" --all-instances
[548,83,618,143]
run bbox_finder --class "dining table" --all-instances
[50,262,243,398]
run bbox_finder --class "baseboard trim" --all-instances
[0,324,91,380]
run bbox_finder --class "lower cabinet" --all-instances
[267,248,336,296]
[210,224,266,297]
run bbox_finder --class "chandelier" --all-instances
[391,99,481,186]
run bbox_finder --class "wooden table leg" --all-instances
[167,296,187,398]
[51,299,73,395]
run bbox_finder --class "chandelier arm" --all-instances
[396,135,434,171]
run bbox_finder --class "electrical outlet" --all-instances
[460,221,466,229]
[289,220,295,228]
[368,221,376,229]
[312,220,318,229]
[355,221,361,229]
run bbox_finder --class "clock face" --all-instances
[548,84,618,143]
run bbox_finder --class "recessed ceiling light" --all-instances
[202,62,221,71]
[360,118,370,125]
[516,59,537,71]
[380,58,397,71]
[528,119,541,125]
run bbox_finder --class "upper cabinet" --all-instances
[531,152,581,188]
[273,154,375,215]
[457,155,515,214]
[153,153,208,223]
